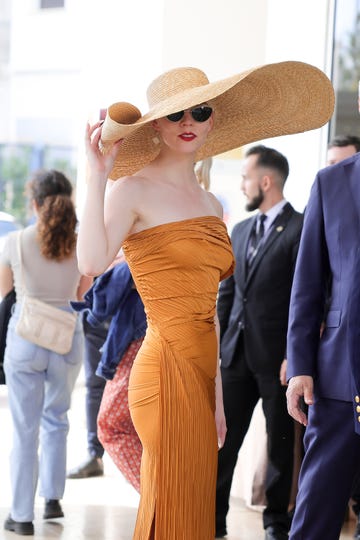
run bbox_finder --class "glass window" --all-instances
[331,0,360,138]
[40,0,64,8]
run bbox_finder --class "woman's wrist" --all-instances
[85,172,109,196]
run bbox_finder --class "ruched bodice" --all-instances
[123,216,234,540]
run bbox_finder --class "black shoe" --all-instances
[4,515,34,536]
[354,515,360,539]
[265,525,289,540]
[43,499,64,520]
[67,456,104,479]
[215,525,227,538]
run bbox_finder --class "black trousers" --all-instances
[216,335,295,531]
[83,316,109,458]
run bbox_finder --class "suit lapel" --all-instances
[245,203,293,286]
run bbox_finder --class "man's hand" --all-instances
[286,375,314,426]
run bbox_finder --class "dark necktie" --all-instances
[247,214,267,267]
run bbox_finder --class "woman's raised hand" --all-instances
[85,121,123,181]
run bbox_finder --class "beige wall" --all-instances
[263,0,335,210]
[162,0,267,78]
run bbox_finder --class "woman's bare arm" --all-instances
[76,275,94,301]
[0,264,14,297]
[77,123,137,276]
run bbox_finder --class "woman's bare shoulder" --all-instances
[110,171,153,189]
[106,173,150,201]
[109,173,144,188]
[206,190,224,218]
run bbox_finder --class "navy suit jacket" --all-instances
[287,153,360,432]
[218,202,303,373]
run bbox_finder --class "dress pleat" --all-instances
[123,216,234,540]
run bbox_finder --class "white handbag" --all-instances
[15,231,77,355]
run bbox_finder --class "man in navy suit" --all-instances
[286,149,360,539]
[325,134,360,539]
[216,145,303,540]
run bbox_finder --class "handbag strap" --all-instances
[16,230,28,296]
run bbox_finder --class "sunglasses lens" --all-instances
[166,107,213,123]
[166,111,184,122]
[191,106,213,122]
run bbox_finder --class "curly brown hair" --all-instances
[28,169,77,261]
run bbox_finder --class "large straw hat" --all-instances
[100,61,334,179]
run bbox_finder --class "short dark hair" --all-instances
[327,134,360,152]
[245,144,289,186]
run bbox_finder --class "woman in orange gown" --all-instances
[77,63,334,539]
[123,216,233,539]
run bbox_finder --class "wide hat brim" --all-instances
[100,61,334,180]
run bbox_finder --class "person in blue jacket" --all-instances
[70,260,146,489]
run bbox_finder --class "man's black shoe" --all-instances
[43,499,64,519]
[67,456,104,479]
[4,515,34,536]
[265,524,289,540]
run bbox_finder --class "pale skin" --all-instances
[240,154,285,214]
[286,375,314,426]
[77,107,227,447]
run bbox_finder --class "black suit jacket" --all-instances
[218,202,303,374]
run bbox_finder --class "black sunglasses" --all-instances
[166,106,213,123]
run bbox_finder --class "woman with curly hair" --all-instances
[0,169,91,536]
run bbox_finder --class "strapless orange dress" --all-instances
[122,216,234,540]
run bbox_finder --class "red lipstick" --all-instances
[179,133,196,141]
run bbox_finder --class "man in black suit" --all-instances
[216,145,303,540]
